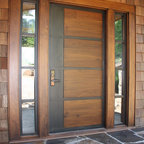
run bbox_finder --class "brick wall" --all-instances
[0,0,9,143]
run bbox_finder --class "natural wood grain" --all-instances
[50,0,135,13]
[64,8,103,38]
[64,39,103,67]
[136,16,144,25]
[8,0,21,140]
[0,9,8,20]
[106,9,115,128]
[136,6,144,17]
[0,33,7,45]
[0,0,8,8]
[126,0,134,5]
[0,108,7,120]
[0,57,7,69]
[64,70,102,98]
[135,0,144,7]
[127,12,136,126]
[0,21,8,32]
[64,99,102,128]
[0,45,7,57]
[38,0,49,137]
[136,25,142,34]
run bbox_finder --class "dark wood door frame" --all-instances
[8,0,135,140]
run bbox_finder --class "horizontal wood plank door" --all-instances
[49,4,105,133]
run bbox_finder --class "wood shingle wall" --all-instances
[135,1,144,126]
[0,0,9,143]
[105,0,144,127]
[0,0,143,143]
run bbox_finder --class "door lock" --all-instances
[50,70,60,86]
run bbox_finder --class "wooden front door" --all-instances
[49,4,105,133]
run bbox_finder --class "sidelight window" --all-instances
[114,13,127,125]
[19,0,38,135]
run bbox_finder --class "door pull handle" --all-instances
[50,70,60,86]
[51,79,60,82]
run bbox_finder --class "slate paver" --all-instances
[21,128,144,144]
[86,133,120,144]
[108,130,144,143]
[131,127,144,132]
[46,137,78,144]
[77,137,100,144]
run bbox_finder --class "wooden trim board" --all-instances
[50,0,135,13]
[8,0,21,140]
[127,12,136,126]
[105,9,115,128]
[38,0,49,137]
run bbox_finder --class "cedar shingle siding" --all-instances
[0,0,8,143]
[0,0,144,143]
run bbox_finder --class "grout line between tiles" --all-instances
[105,132,124,144]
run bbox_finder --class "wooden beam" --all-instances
[106,9,115,128]
[127,12,136,126]
[8,0,21,140]
[50,0,135,13]
[0,0,8,8]
[38,0,49,137]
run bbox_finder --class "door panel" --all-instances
[49,4,105,132]
[64,8,103,38]
[64,99,102,128]
[64,70,102,98]
[49,4,64,131]
[64,39,103,67]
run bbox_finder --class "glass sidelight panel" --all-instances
[114,13,127,125]
[115,43,122,67]
[22,69,35,100]
[22,2,35,33]
[22,102,35,134]
[115,69,123,96]
[22,36,35,67]
[20,0,38,135]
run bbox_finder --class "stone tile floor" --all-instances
[18,127,144,144]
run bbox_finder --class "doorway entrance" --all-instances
[49,4,105,133]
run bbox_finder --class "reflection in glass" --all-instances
[22,36,35,47]
[115,70,123,95]
[114,98,122,125]
[22,2,35,33]
[115,16,122,41]
[114,13,126,125]
[22,36,35,66]
[22,69,34,100]
[115,43,122,67]
[20,0,37,135]
[22,103,35,134]
[22,47,34,67]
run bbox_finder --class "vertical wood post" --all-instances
[106,9,115,128]
[38,0,49,137]
[8,0,21,140]
[127,12,136,126]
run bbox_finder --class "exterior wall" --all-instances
[0,0,143,143]
[135,2,144,126]
[105,0,144,127]
[0,0,9,143]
